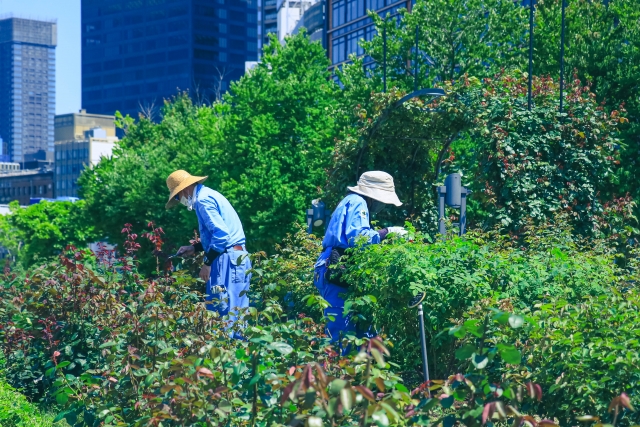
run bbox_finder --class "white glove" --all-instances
[387,226,408,236]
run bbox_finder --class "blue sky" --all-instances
[0,0,81,115]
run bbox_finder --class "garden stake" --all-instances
[408,293,430,385]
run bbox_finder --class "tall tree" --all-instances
[360,0,528,92]
[532,0,640,201]
[79,31,338,263]
[217,31,338,250]
[2,201,97,267]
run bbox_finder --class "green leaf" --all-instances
[455,344,476,360]
[56,392,69,405]
[99,341,117,348]
[497,343,522,365]
[268,341,293,355]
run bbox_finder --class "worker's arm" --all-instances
[344,199,381,247]
[196,196,231,264]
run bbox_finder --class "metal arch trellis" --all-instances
[353,87,447,182]
[354,16,447,181]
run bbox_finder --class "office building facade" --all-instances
[327,0,412,69]
[81,0,259,118]
[54,110,118,197]
[0,168,54,205]
[0,18,57,166]
[259,0,278,50]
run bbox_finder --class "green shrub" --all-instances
[463,286,640,427]
[341,221,622,377]
[1,220,637,426]
[0,377,60,427]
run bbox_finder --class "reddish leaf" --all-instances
[197,367,214,379]
[354,385,375,402]
[280,381,296,405]
[482,402,494,425]
[619,393,635,411]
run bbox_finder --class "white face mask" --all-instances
[180,189,195,211]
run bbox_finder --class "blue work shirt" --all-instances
[315,193,380,267]
[194,184,246,253]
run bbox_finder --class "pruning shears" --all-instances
[166,252,183,260]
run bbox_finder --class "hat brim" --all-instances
[166,175,208,209]
[348,185,402,206]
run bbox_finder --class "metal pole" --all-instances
[528,0,534,111]
[417,303,430,384]
[414,25,419,92]
[460,191,467,236]
[383,20,387,93]
[559,0,566,114]
[438,187,446,236]
[307,209,313,234]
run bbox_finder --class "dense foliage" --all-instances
[79,31,337,268]
[218,32,338,250]
[0,201,97,268]
[0,379,61,427]
[451,73,634,236]
[1,221,637,426]
[532,0,640,204]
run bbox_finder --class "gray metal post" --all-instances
[459,190,468,236]
[307,208,314,234]
[559,0,566,114]
[414,25,419,92]
[417,303,430,384]
[438,186,446,236]
[528,0,534,111]
[383,21,387,93]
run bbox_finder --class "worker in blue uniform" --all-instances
[314,171,406,345]
[166,170,251,337]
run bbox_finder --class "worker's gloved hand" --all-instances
[329,248,342,266]
[387,226,408,236]
[177,245,196,257]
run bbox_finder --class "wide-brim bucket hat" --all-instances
[166,170,208,209]
[348,171,402,206]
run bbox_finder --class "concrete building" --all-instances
[81,0,259,118]
[327,0,412,69]
[0,168,54,205]
[54,110,118,198]
[277,0,320,42]
[0,18,57,167]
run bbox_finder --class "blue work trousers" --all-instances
[206,248,251,338]
[313,263,375,349]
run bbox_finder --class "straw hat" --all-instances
[165,170,208,209]
[348,171,402,206]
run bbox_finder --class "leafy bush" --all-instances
[462,285,640,427]
[0,200,97,269]
[0,379,62,427]
[340,221,623,377]
[2,220,638,426]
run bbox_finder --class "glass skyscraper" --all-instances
[81,0,259,118]
[0,18,57,165]
[327,0,412,69]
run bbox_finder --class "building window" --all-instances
[347,0,365,22]
[366,0,387,10]
[332,37,346,64]
[333,0,346,27]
